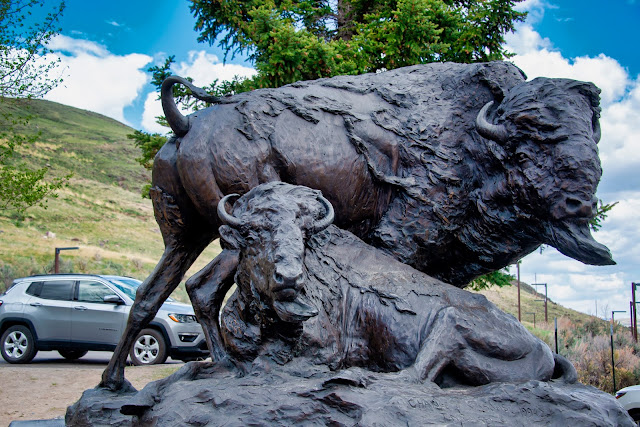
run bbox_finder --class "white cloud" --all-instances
[43,35,152,125]
[48,35,110,57]
[507,19,640,318]
[174,51,257,86]
[506,30,629,106]
[513,0,555,23]
[141,92,168,134]
[140,51,256,133]
[504,24,552,55]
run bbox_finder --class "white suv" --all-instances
[0,274,209,365]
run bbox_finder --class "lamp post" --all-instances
[631,300,635,339]
[54,247,79,273]
[526,312,536,329]
[611,310,626,393]
[532,283,548,323]
[633,283,639,342]
[554,317,558,354]
[517,261,521,322]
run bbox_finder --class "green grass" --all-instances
[476,281,606,329]
[0,98,221,300]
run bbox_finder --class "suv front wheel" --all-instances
[130,329,167,365]
[1,325,37,363]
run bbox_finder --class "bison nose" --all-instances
[273,267,304,297]
[555,196,596,220]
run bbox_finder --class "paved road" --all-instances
[0,350,184,368]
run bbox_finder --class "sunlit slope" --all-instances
[0,98,220,298]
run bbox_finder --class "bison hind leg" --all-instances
[433,362,484,389]
[551,353,578,384]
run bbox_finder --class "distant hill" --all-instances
[0,98,220,297]
[477,281,600,328]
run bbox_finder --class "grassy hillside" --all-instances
[0,98,221,298]
[478,281,596,326]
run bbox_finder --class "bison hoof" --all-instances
[551,353,578,384]
[98,376,137,393]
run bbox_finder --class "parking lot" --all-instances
[0,351,184,425]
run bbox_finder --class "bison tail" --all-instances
[551,353,578,384]
[161,76,221,137]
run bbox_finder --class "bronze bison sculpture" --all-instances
[102,61,610,390]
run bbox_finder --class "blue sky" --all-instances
[533,0,639,77]
[41,0,640,318]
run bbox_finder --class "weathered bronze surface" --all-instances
[94,62,618,423]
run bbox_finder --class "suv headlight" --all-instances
[168,313,197,323]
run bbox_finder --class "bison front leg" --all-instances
[100,240,211,391]
[186,249,239,362]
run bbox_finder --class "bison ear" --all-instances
[219,225,243,250]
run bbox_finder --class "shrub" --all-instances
[530,317,640,394]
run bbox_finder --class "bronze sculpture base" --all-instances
[68,360,632,426]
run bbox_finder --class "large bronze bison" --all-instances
[101,62,612,390]
[191,182,574,387]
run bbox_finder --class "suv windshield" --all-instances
[105,277,140,300]
[103,277,175,302]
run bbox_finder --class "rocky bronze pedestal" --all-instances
[68,360,632,426]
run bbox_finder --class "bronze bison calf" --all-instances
[188,182,574,387]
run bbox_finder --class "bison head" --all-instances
[476,77,614,266]
[217,182,334,323]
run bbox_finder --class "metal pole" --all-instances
[533,283,548,324]
[53,247,79,274]
[544,284,548,323]
[54,248,60,274]
[526,312,536,329]
[631,300,635,339]
[554,317,558,354]
[634,283,638,343]
[611,322,616,393]
[611,310,625,393]
[517,262,521,322]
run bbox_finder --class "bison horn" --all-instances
[310,195,334,234]
[476,101,508,143]
[217,194,243,228]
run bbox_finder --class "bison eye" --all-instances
[244,234,259,247]
[516,151,532,164]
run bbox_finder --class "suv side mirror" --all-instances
[103,295,124,305]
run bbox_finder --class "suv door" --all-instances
[71,280,128,346]
[22,280,74,343]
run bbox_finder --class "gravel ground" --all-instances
[0,362,182,425]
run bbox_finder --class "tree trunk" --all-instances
[336,0,356,40]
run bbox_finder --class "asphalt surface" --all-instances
[0,350,184,368]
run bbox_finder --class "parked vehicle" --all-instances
[616,385,640,423]
[0,274,209,365]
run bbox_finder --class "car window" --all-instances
[77,280,116,303]
[38,280,74,301]
[26,281,43,296]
